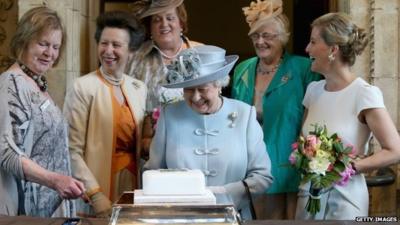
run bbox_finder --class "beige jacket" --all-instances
[63,71,146,200]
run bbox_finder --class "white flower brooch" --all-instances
[228,112,238,128]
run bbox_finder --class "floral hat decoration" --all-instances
[163,45,239,88]
[131,0,183,19]
[243,0,283,35]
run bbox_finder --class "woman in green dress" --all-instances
[232,0,321,219]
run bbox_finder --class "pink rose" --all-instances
[302,135,318,159]
[306,135,318,148]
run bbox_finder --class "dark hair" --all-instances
[141,3,188,39]
[312,12,368,66]
[10,6,66,66]
[95,11,145,51]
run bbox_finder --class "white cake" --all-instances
[134,189,216,205]
[142,169,206,196]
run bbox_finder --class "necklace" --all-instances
[153,39,184,59]
[17,61,48,92]
[257,59,282,76]
[100,66,123,86]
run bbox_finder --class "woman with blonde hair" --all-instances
[296,12,400,220]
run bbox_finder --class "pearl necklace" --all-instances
[153,39,184,60]
[17,61,48,92]
[99,66,123,86]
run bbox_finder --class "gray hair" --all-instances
[212,75,230,88]
[274,14,290,46]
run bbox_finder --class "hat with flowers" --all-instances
[163,45,238,88]
[242,0,283,35]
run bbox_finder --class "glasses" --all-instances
[250,32,279,41]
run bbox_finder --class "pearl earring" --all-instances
[328,53,335,62]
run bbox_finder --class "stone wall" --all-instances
[348,0,400,216]
[0,0,17,73]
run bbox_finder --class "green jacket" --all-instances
[232,52,321,193]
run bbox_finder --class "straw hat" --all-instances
[163,45,239,88]
[132,0,184,19]
[243,0,283,35]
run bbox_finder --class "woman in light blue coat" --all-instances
[145,45,273,220]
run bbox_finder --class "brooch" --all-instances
[228,112,238,128]
[281,75,289,83]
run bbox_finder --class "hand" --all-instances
[90,192,112,218]
[208,186,226,194]
[49,173,85,199]
[141,137,152,160]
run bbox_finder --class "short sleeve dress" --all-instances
[296,77,384,220]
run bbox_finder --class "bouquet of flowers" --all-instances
[289,124,356,215]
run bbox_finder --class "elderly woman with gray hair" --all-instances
[232,0,321,219]
[145,45,273,220]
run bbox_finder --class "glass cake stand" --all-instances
[109,192,241,225]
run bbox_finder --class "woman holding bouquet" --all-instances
[296,12,400,220]
[232,0,320,219]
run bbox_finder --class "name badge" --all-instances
[40,99,51,111]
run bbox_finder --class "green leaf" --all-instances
[333,162,345,173]
[343,146,353,154]
[333,142,344,152]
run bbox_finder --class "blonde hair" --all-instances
[311,12,368,66]
[10,6,66,66]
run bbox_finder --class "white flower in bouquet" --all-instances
[308,157,331,176]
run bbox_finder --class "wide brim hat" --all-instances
[133,0,184,19]
[243,0,283,35]
[163,45,239,89]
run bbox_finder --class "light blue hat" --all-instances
[163,45,239,88]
